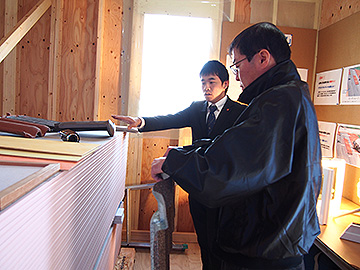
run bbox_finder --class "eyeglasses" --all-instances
[229,57,247,75]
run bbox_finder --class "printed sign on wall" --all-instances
[340,64,360,105]
[314,69,342,105]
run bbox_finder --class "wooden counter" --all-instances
[0,131,128,270]
[315,198,360,270]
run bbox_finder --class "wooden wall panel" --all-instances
[97,0,123,121]
[140,137,171,183]
[138,137,171,230]
[320,0,360,30]
[0,0,4,36]
[2,0,17,116]
[277,1,316,29]
[0,0,6,115]
[58,0,98,121]
[17,2,51,118]
[234,0,251,24]
[175,185,194,232]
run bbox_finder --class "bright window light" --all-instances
[139,14,212,116]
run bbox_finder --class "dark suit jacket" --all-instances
[140,97,247,141]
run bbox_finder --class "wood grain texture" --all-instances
[320,0,360,30]
[141,137,171,182]
[126,134,195,238]
[175,185,194,233]
[97,0,123,121]
[317,198,360,268]
[58,0,98,121]
[2,0,17,115]
[138,137,170,230]
[0,0,3,115]
[47,0,63,120]
[17,0,51,118]
[115,247,135,270]
[234,0,251,23]
[133,243,202,270]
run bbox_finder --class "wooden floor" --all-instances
[133,243,202,270]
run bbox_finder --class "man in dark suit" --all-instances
[113,60,246,141]
[112,60,247,269]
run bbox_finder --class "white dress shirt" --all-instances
[207,95,228,121]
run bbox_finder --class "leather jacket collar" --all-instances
[238,60,301,105]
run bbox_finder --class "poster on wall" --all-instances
[335,123,360,168]
[318,121,337,158]
[340,64,360,104]
[313,69,342,105]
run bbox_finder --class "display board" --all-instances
[315,12,360,204]
[315,12,360,126]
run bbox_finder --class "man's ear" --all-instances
[223,80,229,89]
[258,49,276,69]
[258,49,270,64]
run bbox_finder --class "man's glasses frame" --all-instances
[229,57,247,75]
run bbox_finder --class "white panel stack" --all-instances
[0,132,128,269]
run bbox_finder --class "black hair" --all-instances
[200,60,229,92]
[228,22,291,64]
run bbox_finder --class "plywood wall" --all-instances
[58,1,98,121]
[320,0,360,29]
[0,0,123,121]
[17,0,51,118]
[0,0,4,115]
[98,0,123,120]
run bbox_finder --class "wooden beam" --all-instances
[2,0,17,115]
[272,0,279,24]
[127,229,197,243]
[0,0,51,64]
[94,0,105,121]
[48,0,63,120]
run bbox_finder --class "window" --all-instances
[139,14,212,116]
[126,0,224,116]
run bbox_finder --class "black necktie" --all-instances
[207,104,217,135]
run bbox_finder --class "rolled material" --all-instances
[1,117,50,136]
[6,115,116,137]
[0,118,47,138]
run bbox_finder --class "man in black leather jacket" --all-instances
[113,60,246,269]
[151,22,322,270]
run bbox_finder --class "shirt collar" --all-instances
[208,95,227,110]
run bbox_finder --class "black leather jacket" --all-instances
[162,60,322,263]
